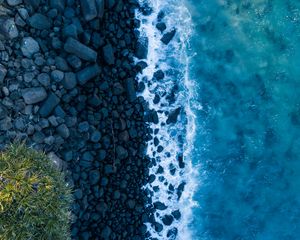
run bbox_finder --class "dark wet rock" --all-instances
[101,226,112,239]
[162,214,174,226]
[74,188,83,200]
[62,72,77,89]
[80,0,97,21]
[67,54,82,69]
[89,170,100,185]
[95,0,104,17]
[125,78,136,102]
[7,0,23,6]
[21,87,47,104]
[56,124,70,139]
[51,70,64,82]
[102,43,115,65]
[153,222,163,232]
[64,37,97,62]
[0,104,7,120]
[90,130,101,142]
[39,92,60,117]
[37,73,50,87]
[156,22,166,32]
[178,154,185,168]
[116,145,128,160]
[166,107,181,124]
[177,182,185,200]
[29,13,52,29]
[167,228,178,239]
[0,18,18,39]
[0,64,7,83]
[135,37,148,59]
[171,210,181,220]
[78,121,90,132]
[161,29,176,45]
[24,0,40,8]
[21,37,40,58]
[154,201,167,210]
[50,0,65,12]
[153,70,164,80]
[77,64,101,85]
[0,117,12,131]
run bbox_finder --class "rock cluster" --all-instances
[0,0,154,239]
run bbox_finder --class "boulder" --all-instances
[80,0,97,21]
[77,64,101,85]
[102,43,115,65]
[39,92,60,117]
[29,13,52,29]
[0,18,18,39]
[161,29,176,45]
[21,37,40,58]
[64,37,97,62]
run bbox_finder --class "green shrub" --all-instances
[0,144,73,240]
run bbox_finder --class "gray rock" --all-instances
[64,37,97,62]
[22,87,47,104]
[62,72,77,89]
[7,0,23,6]
[39,92,60,117]
[77,64,100,85]
[51,70,64,82]
[21,37,40,58]
[0,18,18,39]
[56,124,70,139]
[0,104,7,120]
[102,43,115,65]
[48,152,64,170]
[37,73,50,87]
[29,13,52,30]
[0,64,7,83]
[80,0,97,21]
[0,117,12,131]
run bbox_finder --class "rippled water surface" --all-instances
[187,0,300,239]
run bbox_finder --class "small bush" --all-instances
[0,144,73,240]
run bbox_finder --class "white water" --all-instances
[135,0,199,239]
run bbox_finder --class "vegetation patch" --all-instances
[0,144,73,240]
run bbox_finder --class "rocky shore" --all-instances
[0,0,157,239]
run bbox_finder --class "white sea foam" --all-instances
[135,0,199,239]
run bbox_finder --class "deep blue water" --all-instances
[188,0,300,239]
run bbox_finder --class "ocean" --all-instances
[137,0,300,239]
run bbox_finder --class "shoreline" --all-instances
[0,0,154,239]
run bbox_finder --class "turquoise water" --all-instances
[187,0,300,239]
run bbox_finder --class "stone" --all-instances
[78,121,89,132]
[24,0,40,8]
[7,0,23,6]
[56,124,70,139]
[153,70,164,80]
[29,13,52,30]
[161,29,176,45]
[102,43,115,65]
[67,55,81,69]
[50,0,65,12]
[89,170,100,185]
[22,87,47,104]
[125,78,136,102]
[77,64,101,85]
[21,37,40,58]
[39,92,60,117]
[99,150,106,160]
[51,70,64,82]
[0,117,12,131]
[74,188,83,200]
[95,0,104,18]
[0,104,7,120]
[64,37,97,62]
[135,37,148,59]
[162,215,174,226]
[62,72,77,89]
[156,22,166,32]
[80,0,97,21]
[171,210,181,220]
[116,145,128,160]
[0,18,18,39]
[0,64,7,83]
[166,107,181,124]
[37,73,50,87]
[48,152,64,170]
[90,130,101,142]
[154,201,167,210]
